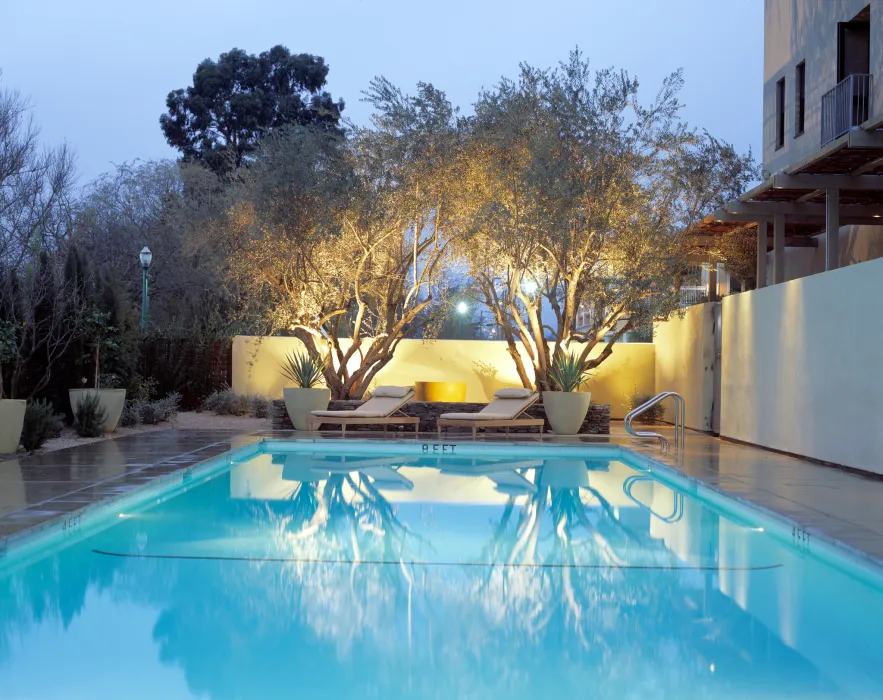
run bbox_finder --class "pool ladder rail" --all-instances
[621,475,685,523]
[624,391,685,453]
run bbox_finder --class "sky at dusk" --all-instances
[1,0,763,186]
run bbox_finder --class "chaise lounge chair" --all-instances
[308,386,419,436]
[436,388,544,438]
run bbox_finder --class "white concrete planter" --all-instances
[0,399,26,454]
[69,389,127,433]
[542,391,592,436]
[283,387,331,431]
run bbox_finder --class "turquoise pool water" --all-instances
[1,439,882,699]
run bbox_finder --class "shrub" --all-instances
[73,393,107,438]
[119,401,140,428]
[628,390,666,424]
[250,395,270,418]
[129,375,159,403]
[120,392,181,427]
[201,388,268,418]
[201,388,250,415]
[138,392,181,425]
[20,399,64,451]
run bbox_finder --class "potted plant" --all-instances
[0,321,26,454]
[69,308,126,433]
[542,351,592,435]
[281,350,330,430]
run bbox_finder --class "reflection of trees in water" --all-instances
[0,468,736,699]
[465,473,716,696]
[145,470,724,698]
[144,471,432,699]
[0,536,124,664]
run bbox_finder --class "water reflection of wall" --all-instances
[717,518,883,695]
[611,470,883,697]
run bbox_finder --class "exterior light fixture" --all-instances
[522,279,538,295]
[139,246,152,333]
[456,301,469,314]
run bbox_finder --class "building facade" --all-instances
[763,0,883,175]
[691,1,883,288]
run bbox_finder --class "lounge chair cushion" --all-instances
[311,391,414,419]
[311,410,391,418]
[439,412,518,421]
[372,385,412,398]
[494,388,535,399]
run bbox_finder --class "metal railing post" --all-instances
[624,391,686,454]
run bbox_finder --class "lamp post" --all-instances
[139,246,152,333]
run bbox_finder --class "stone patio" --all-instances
[1,426,883,567]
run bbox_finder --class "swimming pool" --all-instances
[1,438,882,699]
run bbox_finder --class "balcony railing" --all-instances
[679,286,708,307]
[821,74,872,146]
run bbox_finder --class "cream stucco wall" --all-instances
[232,336,656,419]
[721,256,883,473]
[653,303,717,432]
[763,0,883,174]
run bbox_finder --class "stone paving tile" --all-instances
[0,429,265,538]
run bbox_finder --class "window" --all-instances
[775,77,786,149]
[795,61,805,136]
[838,15,870,82]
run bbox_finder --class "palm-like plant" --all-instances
[547,351,592,392]
[280,350,325,388]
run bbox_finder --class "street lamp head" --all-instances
[139,246,153,269]
[456,301,469,314]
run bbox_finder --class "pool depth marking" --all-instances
[422,443,457,454]
[92,549,782,571]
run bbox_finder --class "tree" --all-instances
[218,79,464,399]
[457,52,757,390]
[711,224,758,291]
[160,45,344,178]
[0,74,81,400]
[0,72,76,268]
[72,160,232,335]
[0,251,84,399]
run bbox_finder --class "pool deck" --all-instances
[2,426,883,566]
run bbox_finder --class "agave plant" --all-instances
[547,351,591,392]
[279,350,325,388]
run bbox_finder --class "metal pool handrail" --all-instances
[624,391,685,453]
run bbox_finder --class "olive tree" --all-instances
[220,80,464,398]
[458,53,757,390]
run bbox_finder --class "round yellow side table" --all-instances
[414,381,467,402]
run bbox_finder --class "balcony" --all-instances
[821,74,872,146]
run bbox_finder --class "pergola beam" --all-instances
[705,210,881,227]
[770,173,883,191]
[726,200,883,218]
[847,129,883,150]
[689,234,818,248]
